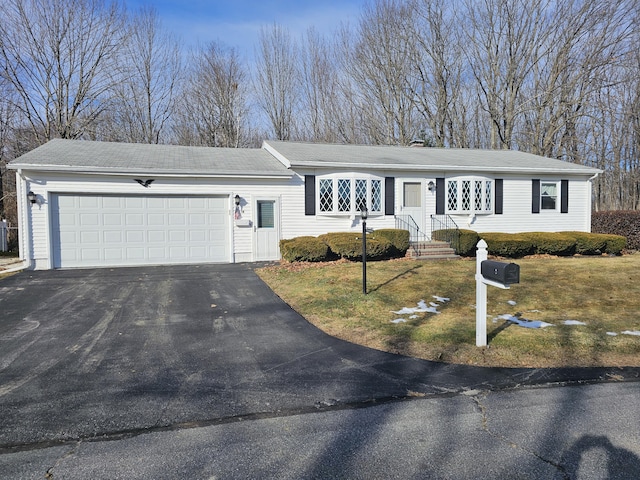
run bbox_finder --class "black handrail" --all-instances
[430,214,461,253]
[395,214,428,242]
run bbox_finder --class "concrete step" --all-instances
[406,241,459,260]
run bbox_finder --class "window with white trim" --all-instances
[317,175,383,215]
[446,177,493,214]
[541,181,558,210]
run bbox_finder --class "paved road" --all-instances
[1,264,639,478]
[2,382,639,479]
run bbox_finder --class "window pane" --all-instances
[338,179,351,212]
[258,201,274,228]
[461,181,471,211]
[485,181,492,211]
[404,183,421,207]
[447,180,458,210]
[541,182,557,210]
[319,179,333,212]
[475,180,483,211]
[355,179,367,211]
[371,180,381,211]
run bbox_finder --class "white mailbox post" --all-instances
[475,240,520,347]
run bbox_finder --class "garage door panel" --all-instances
[52,194,230,268]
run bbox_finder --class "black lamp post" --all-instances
[361,206,368,294]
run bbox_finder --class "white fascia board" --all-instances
[9,164,293,179]
[262,141,291,168]
[287,161,602,176]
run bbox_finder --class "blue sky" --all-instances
[126,0,368,57]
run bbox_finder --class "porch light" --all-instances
[428,181,436,192]
[27,191,37,204]
[234,194,241,206]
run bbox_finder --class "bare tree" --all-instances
[106,5,182,144]
[339,0,419,145]
[0,0,126,143]
[254,24,301,141]
[177,42,250,147]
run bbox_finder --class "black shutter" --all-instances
[561,179,569,213]
[304,175,315,215]
[385,177,395,215]
[495,179,503,214]
[435,178,445,215]
[532,179,540,214]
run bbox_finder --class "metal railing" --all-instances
[430,214,461,253]
[395,214,428,242]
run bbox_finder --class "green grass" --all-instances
[257,255,640,368]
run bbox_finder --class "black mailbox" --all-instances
[481,260,520,285]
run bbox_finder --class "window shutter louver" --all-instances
[305,175,316,215]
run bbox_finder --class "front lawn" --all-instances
[257,254,640,368]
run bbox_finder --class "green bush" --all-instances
[431,229,479,256]
[522,232,576,256]
[371,229,410,257]
[601,234,627,255]
[562,231,607,255]
[319,232,392,261]
[479,233,534,258]
[280,236,332,262]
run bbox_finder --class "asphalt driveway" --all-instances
[0,263,638,451]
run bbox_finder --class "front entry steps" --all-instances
[406,241,459,260]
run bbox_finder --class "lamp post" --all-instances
[361,206,368,294]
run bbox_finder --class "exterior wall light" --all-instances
[428,181,436,192]
[234,194,241,206]
[27,191,37,204]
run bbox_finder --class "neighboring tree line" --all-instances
[1,0,639,228]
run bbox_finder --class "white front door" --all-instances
[402,182,425,239]
[254,198,280,261]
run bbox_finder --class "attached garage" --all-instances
[51,194,230,268]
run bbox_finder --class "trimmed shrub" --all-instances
[371,229,410,257]
[280,236,332,262]
[521,232,576,256]
[562,231,607,255]
[479,233,534,258]
[319,232,392,261]
[432,229,479,256]
[592,210,640,251]
[601,234,627,255]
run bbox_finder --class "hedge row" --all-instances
[592,210,640,250]
[280,229,410,262]
[432,229,626,258]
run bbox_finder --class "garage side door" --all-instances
[51,194,230,268]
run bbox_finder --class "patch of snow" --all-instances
[432,295,450,303]
[621,330,640,336]
[391,307,416,315]
[409,315,418,319]
[430,302,439,307]
[507,300,517,306]
[562,320,587,326]
[391,318,407,324]
[498,314,554,329]
[607,332,618,336]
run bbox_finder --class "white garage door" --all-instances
[51,194,230,268]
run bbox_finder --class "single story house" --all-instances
[9,139,601,270]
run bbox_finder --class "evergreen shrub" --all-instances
[279,236,331,262]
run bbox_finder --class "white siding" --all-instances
[21,172,295,269]
[449,175,592,233]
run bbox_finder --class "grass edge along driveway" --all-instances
[257,254,640,369]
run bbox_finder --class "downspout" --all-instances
[16,169,34,269]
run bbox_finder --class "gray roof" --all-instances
[264,140,602,175]
[8,139,292,178]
